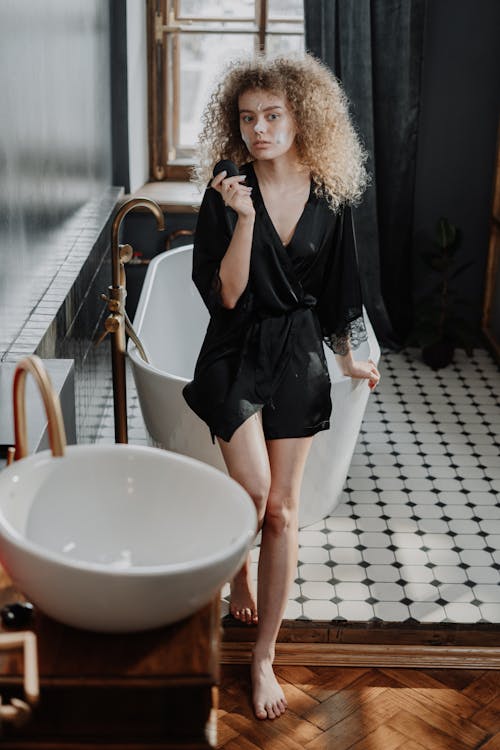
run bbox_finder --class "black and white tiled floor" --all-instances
[95,346,500,623]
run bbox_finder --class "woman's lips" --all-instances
[253,141,271,148]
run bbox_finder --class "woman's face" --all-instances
[238,88,297,161]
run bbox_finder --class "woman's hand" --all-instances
[211,170,255,219]
[341,357,380,391]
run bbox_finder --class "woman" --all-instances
[183,53,381,721]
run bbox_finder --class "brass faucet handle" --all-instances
[104,315,121,334]
[94,315,121,346]
[94,328,109,347]
[100,293,120,313]
[119,244,134,264]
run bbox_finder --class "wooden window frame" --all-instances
[482,118,500,363]
[146,0,304,181]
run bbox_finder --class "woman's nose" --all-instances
[254,119,266,134]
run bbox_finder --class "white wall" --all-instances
[126,0,149,192]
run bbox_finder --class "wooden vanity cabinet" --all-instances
[0,570,220,748]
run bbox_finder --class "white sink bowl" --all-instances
[0,444,256,632]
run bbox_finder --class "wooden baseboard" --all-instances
[221,617,500,668]
[221,641,500,669]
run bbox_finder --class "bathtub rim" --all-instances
[128,245,193,383]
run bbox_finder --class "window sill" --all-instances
[125,181,202,214]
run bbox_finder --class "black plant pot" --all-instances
[422,338,455,370]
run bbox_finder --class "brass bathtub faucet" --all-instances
[98,198,165,444]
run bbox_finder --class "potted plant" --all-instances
[407,216,476,369]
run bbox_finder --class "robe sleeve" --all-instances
[316,203,369,355]
[192,185,234,315]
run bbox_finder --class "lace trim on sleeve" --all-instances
[323,312,369,355]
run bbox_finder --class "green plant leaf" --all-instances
[450,260,474,280]
[435,217,458,250]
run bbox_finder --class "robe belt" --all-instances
[253,293,317,320]
[237,294,318,407]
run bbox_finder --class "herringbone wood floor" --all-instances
[216,664,500,749]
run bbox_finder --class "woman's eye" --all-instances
[268,113,280,120]
[242,115,253,123]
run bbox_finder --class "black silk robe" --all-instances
[182,161,368,443]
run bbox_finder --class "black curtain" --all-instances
[305,0,428,350]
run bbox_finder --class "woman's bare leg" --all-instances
[217,412,271,625]
[252,435,313,720]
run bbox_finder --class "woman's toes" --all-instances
[265,702,276,719]
[230,568,258,624]
[230,603,258,625]
[255,704,267,720]
[251,655,287,720]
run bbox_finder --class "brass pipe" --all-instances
[110,197,165,444]
[111,199,165,289]
[12,355,67,461]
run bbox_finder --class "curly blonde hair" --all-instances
[192,52,371,212]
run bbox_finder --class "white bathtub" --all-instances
[128,245,380,528]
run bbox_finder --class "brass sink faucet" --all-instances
[99,198,165,444]
[12,354,67,461]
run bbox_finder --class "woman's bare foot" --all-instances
[230,560,258,624]
[251,652,288,720]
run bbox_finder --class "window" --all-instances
[147,0,305,180]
